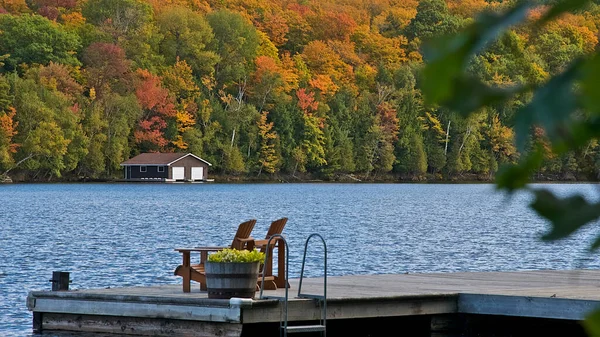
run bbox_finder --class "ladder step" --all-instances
[297,294,325,300]
[285,325,326,333]
[260,296,286,300]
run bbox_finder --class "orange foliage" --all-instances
[296,88,319,114]
[286,2,313,17]
[0,0,29,14]
[258,12,289,46]
[252,55,297,95]
[309,74,339,97]
[135,69,176,118]
[310,10,358,42]
[549,17,599,54]
[327,40,363,66]
[0,107,19,154]
[61,12,86,27]
[134,116,170,149]
[134,69,177,151]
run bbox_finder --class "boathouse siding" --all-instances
[120,153,211,182]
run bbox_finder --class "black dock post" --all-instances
[50,271,71,291]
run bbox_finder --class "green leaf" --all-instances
[580,54,600,117]
[495,148,543,192]
[514,61,582,152]
[421,32,471,106]
[583,308,600,337]
[550,117,600,155]
[531,189,600,243]
[440,76,523,117]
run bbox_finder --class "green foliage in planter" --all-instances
[207,248,265,264]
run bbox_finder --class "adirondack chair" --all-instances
[174,219,257,292]
[250,217,289,290]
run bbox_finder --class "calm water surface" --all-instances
[1,182,600,336]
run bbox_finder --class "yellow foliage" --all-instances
[176,110,196,132]
[256,31,279,59]
[61,12,86,27]
[309,74,339,97]
[171,135,188,149]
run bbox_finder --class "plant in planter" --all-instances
[205,248,265,299]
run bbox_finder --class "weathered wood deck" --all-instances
[27,269,600,336]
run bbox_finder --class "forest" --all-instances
[0,0,598,182]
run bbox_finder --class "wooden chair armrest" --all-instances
[253,238,281,248]
[236,237,255,243]
[174,246,227,253]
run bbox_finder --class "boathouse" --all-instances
[120,153,212,182]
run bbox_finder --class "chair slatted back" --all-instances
[264,217,287,242]
[230,219,257,250]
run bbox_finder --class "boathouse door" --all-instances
[172,167,185,180]
[191,167,204,180]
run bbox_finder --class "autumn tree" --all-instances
[257,110,279,174]
[82,43,133,98]
[134,69,176,152]
[38,62,83,102]
[296,88,326,169]
[161,59,201,150]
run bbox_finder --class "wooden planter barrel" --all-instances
[204,261,260,299]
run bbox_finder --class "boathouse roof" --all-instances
[120,153,212,166]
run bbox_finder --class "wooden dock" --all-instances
[27,269,600,336]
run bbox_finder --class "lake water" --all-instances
[1,182,600,336]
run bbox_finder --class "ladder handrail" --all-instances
[297,233,327,337]
[297,233,327,299]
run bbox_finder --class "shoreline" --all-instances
[3,168,598,185]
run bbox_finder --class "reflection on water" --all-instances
[1,182,599,336]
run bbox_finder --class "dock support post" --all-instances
[32,312,42,332]
[50,271,70,291]
[430,314,464,337]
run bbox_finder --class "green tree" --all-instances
[9,74,86,178]
[404,0,463,41]
[206,9,260,91]
[82,0,162,71]
[156,6,219,77]
[0,14,81,72]
[80,93,141,178]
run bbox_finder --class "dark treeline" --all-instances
[0,0,599,182]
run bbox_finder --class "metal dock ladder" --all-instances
[259,233,327,337]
